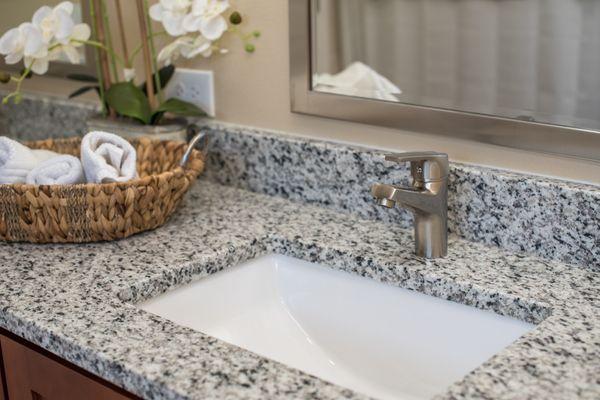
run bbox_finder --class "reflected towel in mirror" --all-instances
[313,62,402,102]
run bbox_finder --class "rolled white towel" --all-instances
[26,155,85,185]
[81,131,138,184]
[0,137,58,184]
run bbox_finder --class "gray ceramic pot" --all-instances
[86,116,189,141]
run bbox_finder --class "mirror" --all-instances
[0,0,95,77]
[312,0,600,132]
[290,0,600,161]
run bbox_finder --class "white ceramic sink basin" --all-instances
[139,254,535,400]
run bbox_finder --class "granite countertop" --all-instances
[0,181,598,400]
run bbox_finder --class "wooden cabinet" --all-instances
[0,340,5,400]
[0,331,138,400]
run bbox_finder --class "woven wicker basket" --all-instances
[0,136,205,243]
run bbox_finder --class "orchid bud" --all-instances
[230,11,242,25]
[0,71,10,84]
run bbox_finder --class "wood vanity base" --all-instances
[0,329,138,400]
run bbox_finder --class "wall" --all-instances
[11,0,600,185]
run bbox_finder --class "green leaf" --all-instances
[68,85,99,99]
[66,73,98,83]
[105,82,152,124]
[155,98,207,117]
[150,111,166,126]
[151,98,207,126]
[139,65,175,96]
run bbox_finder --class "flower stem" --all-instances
[135,0,157,109]
[128,31,166,67]
[2,65,32,105]
[76,40,127,68]
[144,0,163,102]
[115,0,130,67]
[101,0,119,80]
[89,0,108,116]
[228,26,259,51]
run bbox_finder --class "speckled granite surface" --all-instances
[200,122,600,269]
[0,182,598,400]
[0,91,598,398]
[0,92,98,140]
[1,92,598,268]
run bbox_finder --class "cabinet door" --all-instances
[0,340,5,400]
[0,335,134,400]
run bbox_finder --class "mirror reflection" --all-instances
[312,0,600,131]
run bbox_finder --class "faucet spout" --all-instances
[376,197,396,209]
[371,183,437,213]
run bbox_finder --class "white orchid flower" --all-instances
[123,68,136,82]
[32,1,76,44]
[181,35,213,58]
[59,23,91,64]
[0,23,47,66]
[0,28,24,64]
[25,47,61,75]
[0,1,90,75]
[183,0,230,41]
[157,35,212,65]
[157,37,185,66]
[149,0,192,37]
[0,23,52,75]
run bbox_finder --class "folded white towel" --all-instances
[0,137,58,184]
[26,155,85,185]
[81,131,137,184]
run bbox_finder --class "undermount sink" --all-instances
[139,254,535,400]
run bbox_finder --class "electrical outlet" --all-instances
[164,68,215,117]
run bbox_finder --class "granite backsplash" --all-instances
[1,91,598,269]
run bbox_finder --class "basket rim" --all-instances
[1,136,203,189]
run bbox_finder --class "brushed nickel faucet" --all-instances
[371,152,449,258]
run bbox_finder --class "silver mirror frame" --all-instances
[289,0,600,162]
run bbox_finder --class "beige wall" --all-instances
[14,0,600,185]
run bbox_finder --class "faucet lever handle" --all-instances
[384,151,449,182]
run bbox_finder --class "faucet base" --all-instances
[413,213,447,258]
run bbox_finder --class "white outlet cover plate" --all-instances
[164,68,215,117]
